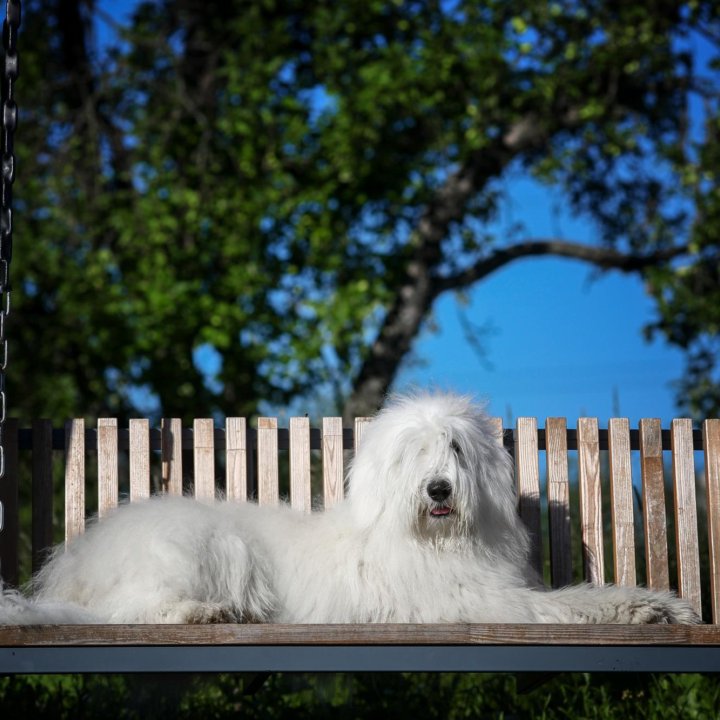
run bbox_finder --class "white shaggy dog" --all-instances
[0,392,700,624]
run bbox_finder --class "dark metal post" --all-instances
[0,0,20,577]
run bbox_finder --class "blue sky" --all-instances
[95,2,699,427]
[394,174,686,426]
[395,26,715,427]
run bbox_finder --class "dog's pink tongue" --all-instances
[431,507,452,516]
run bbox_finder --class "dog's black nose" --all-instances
[427,479,452,502]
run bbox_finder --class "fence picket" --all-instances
[704,419,720,623]
[290,417,311,513]
[516,418,543,578]
[639,418,670,591]
[193,419,215,501]
[671,419,702,616]
[608,418,636,587]
[98,418,118,518]
[161,418,183,496]
[258,418,279,506]
[322,417,344,509]
[129,419,150,501]
[65,419,85,543]
[546,417,572,589]
[578,418,604,585]
[225,418,247,502]
[354,417,373,452]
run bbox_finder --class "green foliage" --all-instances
[5,6,719,714]
[1,672,719,718]
[10,0,720,422]
[645,111,720,419]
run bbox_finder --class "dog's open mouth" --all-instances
[429,505,454,518]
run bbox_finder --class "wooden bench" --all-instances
[1,414,720,674]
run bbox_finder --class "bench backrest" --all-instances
[1,416,719,623]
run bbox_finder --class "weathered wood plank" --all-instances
[97,418,118,518]
[0,419,18,584]
[322,417,344,509]
[546,417,572,589]
[578,418,604,585]
[225,418,247,502]
[639,418,670,591]
[129,419,150,502]
[257,418,279,506]
[2,623,720,647]
[516,418,543,578]
[671,419,702,616]
[289,417,311,514]
[608,418,636,587]
[161,418,183,496]
[193,419,215,501]
[354,417,373,453]
[64,419,85,544]
[704,419,720,624]
[31,420,53,574]
[488,417,504,444]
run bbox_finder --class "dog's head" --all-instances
[347,391,529,562]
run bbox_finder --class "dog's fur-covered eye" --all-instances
[450,439,462,456]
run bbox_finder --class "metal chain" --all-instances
[0,0,19,534]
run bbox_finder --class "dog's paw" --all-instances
[624,592,701,625]
[156,600,240,624]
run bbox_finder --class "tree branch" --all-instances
[341,118,557,420]
[341,73,687,420]
[433,240,689,295]
[343,230,687,420]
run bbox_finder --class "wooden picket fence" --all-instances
[1,414,720,675]
[0,416,374,584]
[1,415,719,618]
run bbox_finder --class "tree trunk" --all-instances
[342,116,688,420]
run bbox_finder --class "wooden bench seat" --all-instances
[1,415,719,674]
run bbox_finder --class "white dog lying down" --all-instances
[0,392,700,624]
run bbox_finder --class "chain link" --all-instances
[0,0,19,534]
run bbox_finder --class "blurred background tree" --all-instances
[5,1,720,713]
[12,0,719,422]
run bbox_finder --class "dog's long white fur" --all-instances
[0,392,700,624]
